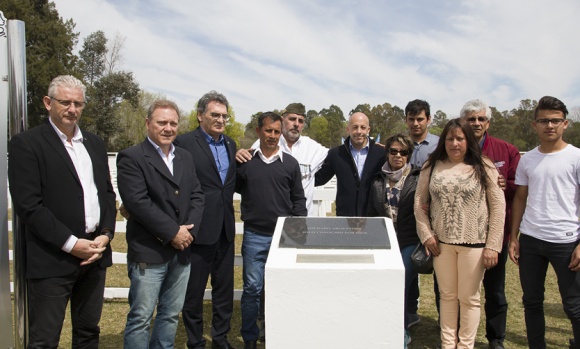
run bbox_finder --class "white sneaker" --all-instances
[404,331,412,348]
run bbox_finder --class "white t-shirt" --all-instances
[252,135,328,215]
[515,144,580,243]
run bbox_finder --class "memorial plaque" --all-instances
[279,217,391,249]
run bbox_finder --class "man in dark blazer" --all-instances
[117,100,204,348]
[8,75,117,348]
[315,112,384,216]
[174,91,237,349]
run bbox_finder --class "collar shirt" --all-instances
[201,128,230,184]
[349,138,370,178]
[410,132,439,167]
[147,137,176,175]
[479,132,487,149]
[254,147,283,164]
[49,118,100,252]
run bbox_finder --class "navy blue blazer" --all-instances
[116,139,205,264]
[174,127,237,245]
[315,137,385,216]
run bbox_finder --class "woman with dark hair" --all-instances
[414,119,505,349]
[367,133,420,348]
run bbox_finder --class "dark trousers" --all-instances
[183,230,235,348]
[27,264,106,349]
[408,273,420,315]
[519,234,580,349]
[483,244,509,343]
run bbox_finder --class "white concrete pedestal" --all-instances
[265,217,404,349]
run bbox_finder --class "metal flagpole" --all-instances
[0,11,28,349]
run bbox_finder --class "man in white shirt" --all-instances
[237,103,328,216]
[8,75,117,348]
[509,96,580,349]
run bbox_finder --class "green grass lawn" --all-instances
[41,235,572,348]
[7,207,574,348]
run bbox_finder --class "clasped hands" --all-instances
[170,224,194,251]
[71,235,110,266]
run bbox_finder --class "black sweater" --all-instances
[236,153,307,235]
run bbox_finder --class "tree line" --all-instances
[3,0,580,152]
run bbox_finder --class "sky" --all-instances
[51,0,580,124]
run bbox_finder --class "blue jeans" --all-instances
[401,243,420,328]
[519,234,580,349]
[124,255,191,349]
[240,230,273,341]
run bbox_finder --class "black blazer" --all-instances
[8,122,117,279]
[174,127,237,245]
[315,137,385,216]
[116,139,205,264]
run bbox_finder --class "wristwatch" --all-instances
[101,229,114,242]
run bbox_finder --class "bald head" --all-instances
[347,112,370,150]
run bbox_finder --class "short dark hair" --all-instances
[534,96,568,119]
[384,133,414,163]
[405,99,431,118]
[196,90,229,115]
[257,112,282,128]
[147,99,180,120]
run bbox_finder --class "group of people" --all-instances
[7,74,580,349]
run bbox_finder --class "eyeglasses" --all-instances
[50,97,86,109]
[209,112,230,121]
[389,148,409,156]
[535,118,565,126]
[466,116,488,123]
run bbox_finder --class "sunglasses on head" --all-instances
[389,148,409,156]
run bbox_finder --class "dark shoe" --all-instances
[243,340,257,349]
[488,340,505,349]
[407,313,420,329]
[570,339,576,349]
[258,319,266,342]
[212,341,235,349]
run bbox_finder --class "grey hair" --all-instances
[47,75,86,100]
[196,90,229,115]
[460,99,491,119]
[147,99,180,120]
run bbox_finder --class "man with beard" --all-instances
[237,103,328,216]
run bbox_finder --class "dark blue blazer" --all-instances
[315,137,384,216]
[116,139,204,264]
[174,127,237,245]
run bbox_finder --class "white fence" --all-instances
[7,154,338,300]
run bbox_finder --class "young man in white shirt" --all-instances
[509,96,580,349]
